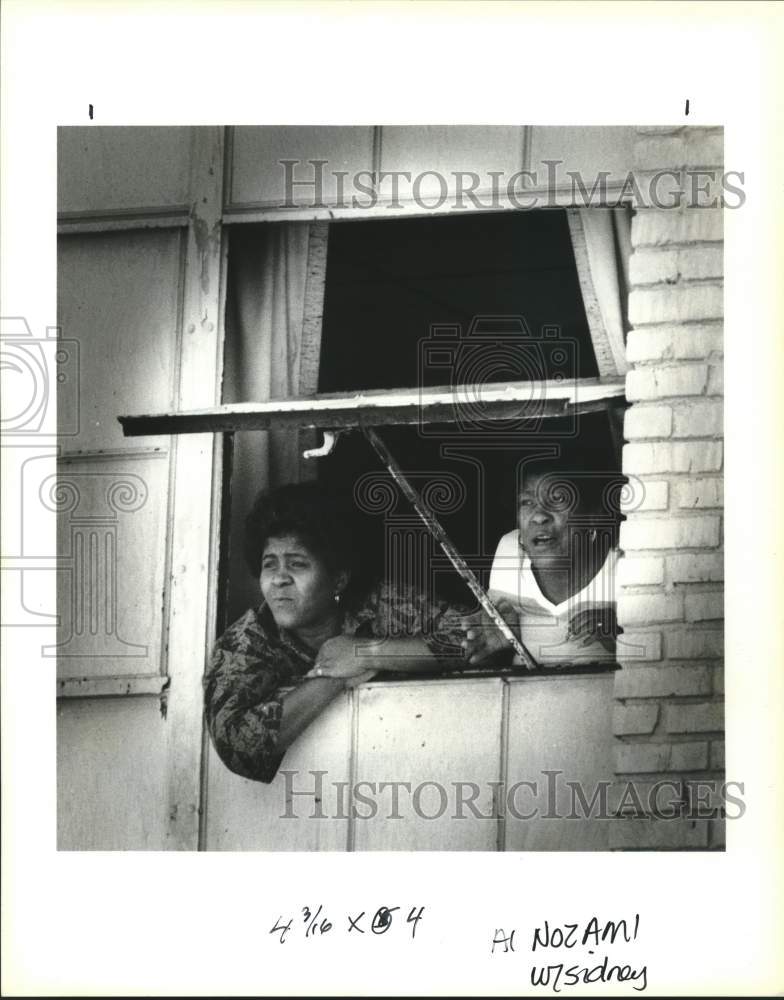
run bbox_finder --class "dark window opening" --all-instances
[316,210,620,604]
[318,209,599,392]
[219,210,624,623]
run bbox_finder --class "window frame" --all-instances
[120,210,629,678]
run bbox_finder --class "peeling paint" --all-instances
[189,211,221,298]
[160,676,171,719]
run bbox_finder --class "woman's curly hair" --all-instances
[244,482,360,582]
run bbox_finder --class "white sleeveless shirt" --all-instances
[488,529,618,666]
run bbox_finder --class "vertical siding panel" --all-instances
[504,673,615,851]
[163,128,225,850]
[379,126,524,202]
[57,698,169,850]
[227,126,374,209]
[352,679,504,851]
[58,126,193,215]
[204,691,353,851]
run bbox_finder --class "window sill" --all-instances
[56,675,169,699]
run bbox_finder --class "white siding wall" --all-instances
[57,125,634,850]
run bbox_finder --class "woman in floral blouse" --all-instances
[203,482,466,783]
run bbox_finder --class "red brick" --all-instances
[618,556,665,587]
[674,478,723,509]
[625,324,723,363]
[620,515,720,551]
[635,126,685,136]
[615,743,670,773]
[623,442,723,475]
[623,405,672,439]
[668,553,724,583]
[632,170,726,210]
[614,664,712,698]
[617,592,683,625]
[629,248,679,285]
[677,245,724,281]
[626,364,708,400]
[615,631,662,663]
[635,130,723,170]
[609,816,710,849]
[632,208,723,247]
[685,590,724,622]
[709,818,726,849]
[670,742,710,770]
[610,777,724,818]
[671,400,723,438]
[707,364,723,395]
[613,703,660,736]
[628,284,723,325]
[609,778,660,813]
[665,702,724,734]
[667,628,724,659]
[615,741,708,773]
[623,479,669,512]
[629,246,723,285]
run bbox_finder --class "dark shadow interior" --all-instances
[316,210,621,604]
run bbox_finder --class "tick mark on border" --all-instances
[89,104,94,120]
[685,99,690,116]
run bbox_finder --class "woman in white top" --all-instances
[463,467,620,668]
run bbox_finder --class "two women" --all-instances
[204,469,621,783]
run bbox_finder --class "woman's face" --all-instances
[260,534,343,632]
[517,473,581,563]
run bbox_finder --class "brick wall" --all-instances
[613,126,725,850]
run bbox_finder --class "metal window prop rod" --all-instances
[360,427,539,671]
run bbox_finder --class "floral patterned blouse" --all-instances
[203,582,467,783]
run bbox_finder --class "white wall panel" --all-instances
[55,130,223,852]
[529,126,636,190]
[228,126,374,208]
[380,125,524,201]
[504,673,615,851]
[58,127,193,215]
[57,230,183,452]
[204,691,352,851]
[202,675,615,851]
[53,453,169,680]
[351,679,503,851]
[57,697,168,849]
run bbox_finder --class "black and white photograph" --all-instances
[2,1,782,996]
[51,123,728,854]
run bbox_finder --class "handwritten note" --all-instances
[491,914,647,992]
[270,905,425,944]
